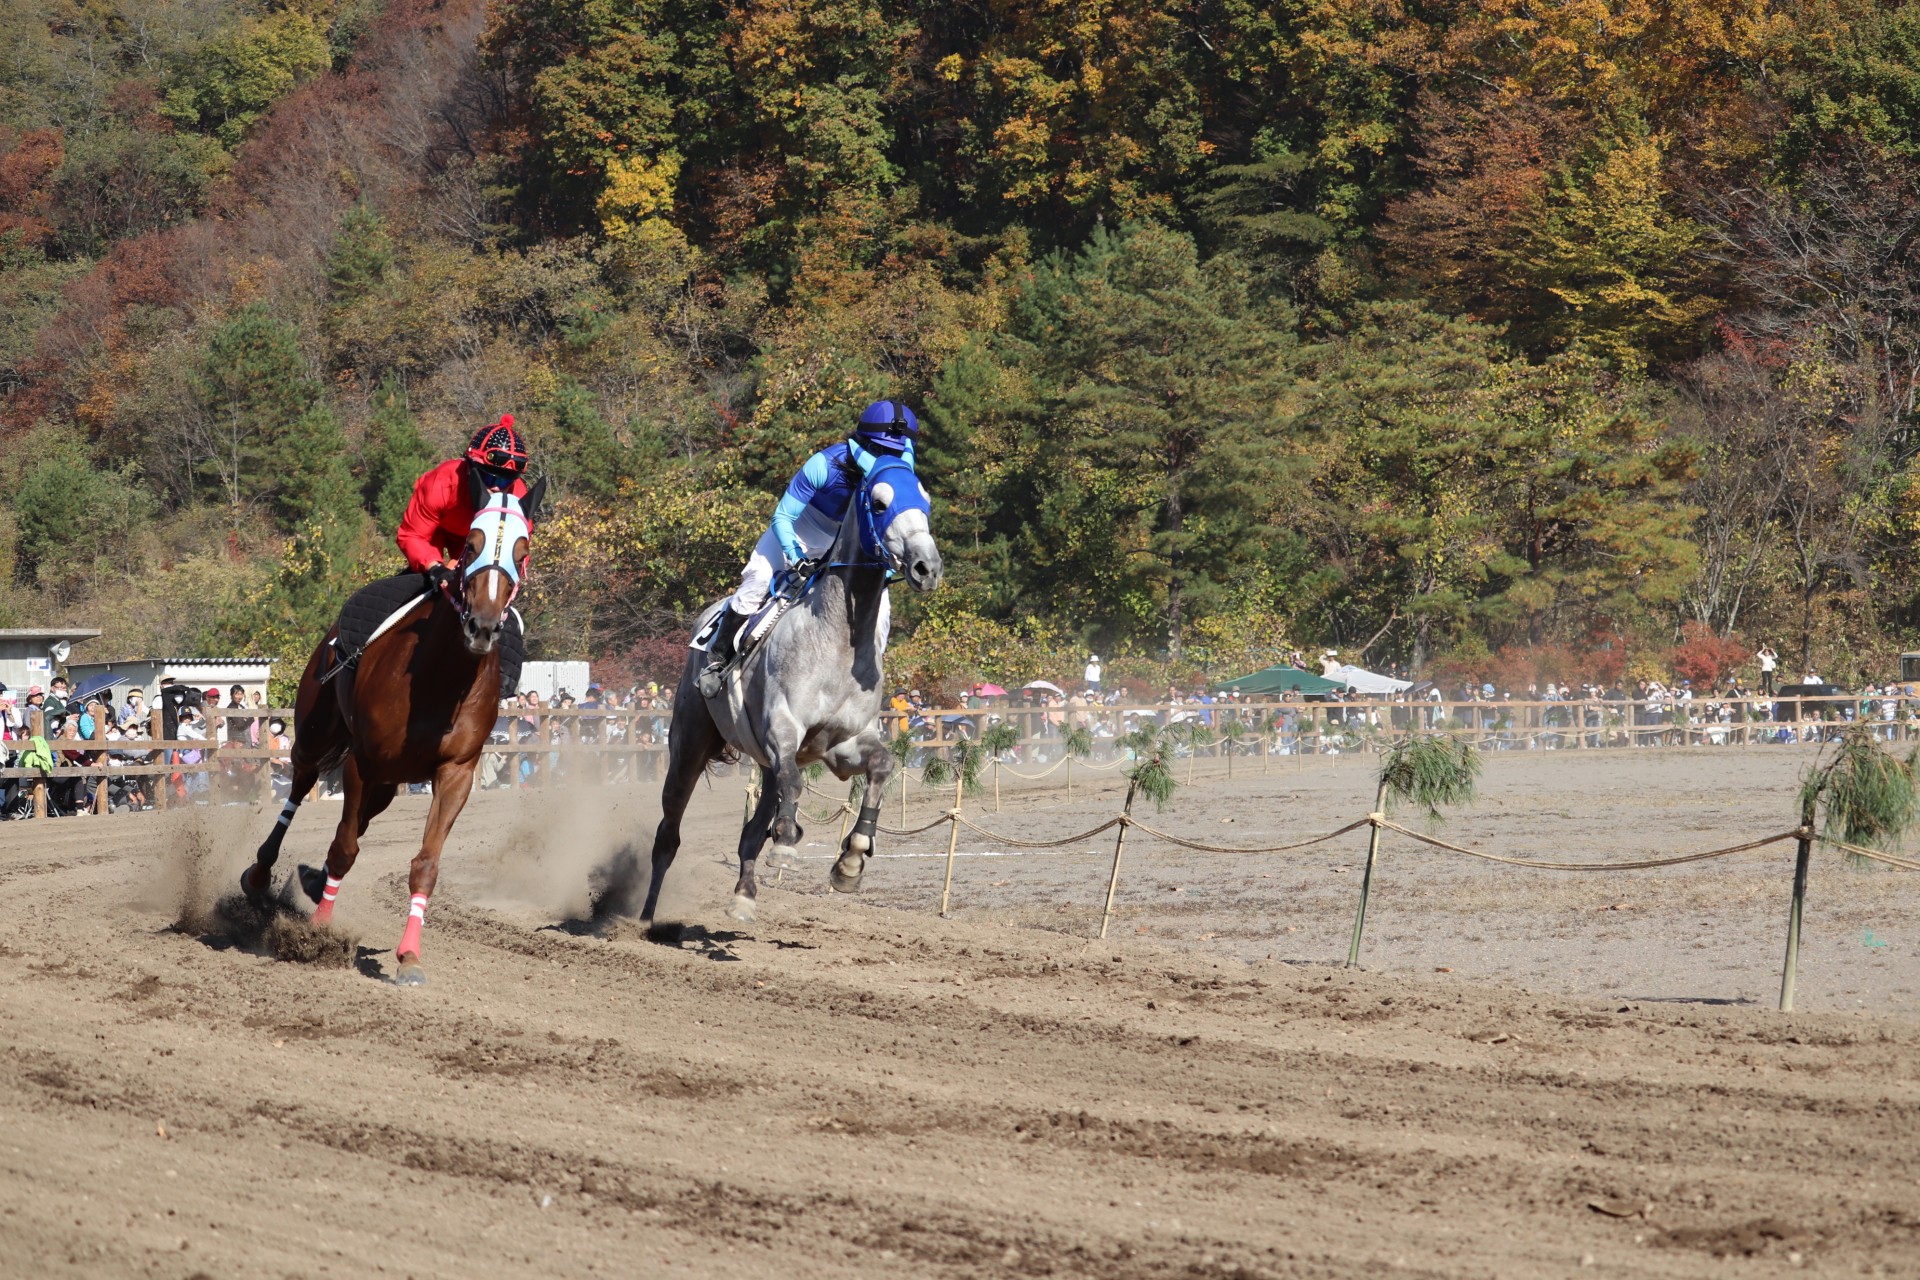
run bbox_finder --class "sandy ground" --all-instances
[1,745,1916,1278]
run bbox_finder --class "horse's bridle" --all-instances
[441,494,532,623]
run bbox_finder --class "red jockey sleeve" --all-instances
[396,461,465,571]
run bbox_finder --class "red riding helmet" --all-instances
[465,414,529,476]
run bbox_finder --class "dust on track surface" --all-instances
[1,752,1917,1279]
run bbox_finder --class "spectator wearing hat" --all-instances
[120,686,146,729]
[1084,654,1102,693]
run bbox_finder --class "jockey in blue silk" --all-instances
[698,399,919,696]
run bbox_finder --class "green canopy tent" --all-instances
[1215,665,1344,697]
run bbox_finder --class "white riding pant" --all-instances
[727,526,889,651]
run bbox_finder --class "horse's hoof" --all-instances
[296,863,326,904]
[239,864,270,905]
[829,864,864,894]
[394,962,427,987]
[769,844,799,870]
[726,894,758,924]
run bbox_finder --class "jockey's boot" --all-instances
[697,610,748,700]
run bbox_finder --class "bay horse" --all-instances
[630,456,941,927]
[242,474,543,984]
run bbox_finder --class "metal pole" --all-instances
[1098,783,1138,940]
[1347,782,1389,968]
[1780,814,1815,1012]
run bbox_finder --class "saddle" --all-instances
[323,573,433,683]
[689,592,795,661]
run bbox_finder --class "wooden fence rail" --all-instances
[0,692,1897,820]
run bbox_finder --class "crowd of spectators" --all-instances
[477,681,677,791]
[1,639,1905,813]
[0,679,289,819]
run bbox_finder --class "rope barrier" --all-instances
[1372,818,1804,871]
[952,814,1123,848]
[1816,836,1920,871]
[878,814,956,838]
[1124,816,1374,855]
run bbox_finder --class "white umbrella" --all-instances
[1023,679,1066,695]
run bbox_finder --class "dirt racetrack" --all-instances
[2,746,1918,1278]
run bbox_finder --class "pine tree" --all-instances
[534,378,628,504]
[1014,222,1296,660]
[361,377,433,529]
[189,305,323,534]
[269,401,359,531]
[327,202,393,303]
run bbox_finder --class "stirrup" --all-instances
[696,659,728,699]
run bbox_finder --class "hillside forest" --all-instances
[5,0,1920,695]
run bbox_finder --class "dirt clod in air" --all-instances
[166,821,352,966]
[586,843,646,922]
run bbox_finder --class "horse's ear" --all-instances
[522,475,547,524]
[463,461,487,511]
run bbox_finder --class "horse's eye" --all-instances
[870,481,895,511]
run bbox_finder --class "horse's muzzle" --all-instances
[463,616,502,655]
[906,548,943,592]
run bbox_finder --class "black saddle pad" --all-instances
[337,573,432,653]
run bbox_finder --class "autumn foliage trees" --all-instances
[4,0,1920,688]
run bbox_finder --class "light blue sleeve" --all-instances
[771,452,833,564]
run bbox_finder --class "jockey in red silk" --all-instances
[698,399,919,697]
[397,415,534,573]
[395,414,532,695]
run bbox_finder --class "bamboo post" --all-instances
[91,702,109,814]
[993,756,1001,812]
[1779,802,1816,1013]
[1065,755,1072,800]
[150,706,167,811]
[839,779,858,844]
[938,768,964,917]
[1097,781,1138,940]
[1347,781,1389,968]
[259,711,275,805]
[30,707,46,818]
[899,766,907,828]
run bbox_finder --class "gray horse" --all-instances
[634,455,941,925]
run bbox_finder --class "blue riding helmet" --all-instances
[855,399,919,457]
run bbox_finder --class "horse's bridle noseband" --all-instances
[444,495,531,624]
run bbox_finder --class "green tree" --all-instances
[530,377,628,504]
[360,378,433,530]
[1010,222,1295,659]
[160,10,332,148]
[327,202,393,303]
[188,306,326,534]
[11,434,155,588]
[271,401,358,530]
[1297,303,1512,672]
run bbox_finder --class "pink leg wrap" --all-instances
[397,894,428,961]
[311,874,344,926]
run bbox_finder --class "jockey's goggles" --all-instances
[478,467,518,490]
[855,430,912,456]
